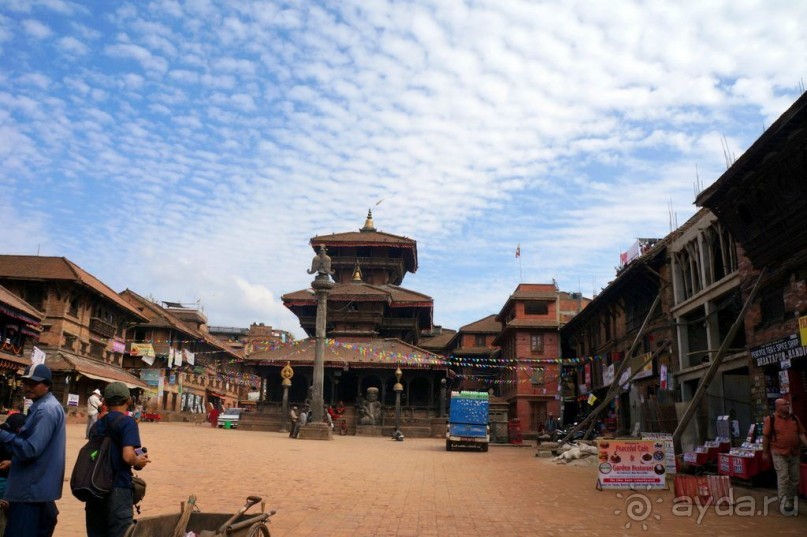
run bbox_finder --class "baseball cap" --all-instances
[103,382,131,403]
[21,364,52,383]
[92,388,102,395]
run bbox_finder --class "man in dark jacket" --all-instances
[0,363,65,537]
[85,382,150,537]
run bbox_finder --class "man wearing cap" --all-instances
[0,363,66,537]
[86,388,102,439]
[85,381,149,537]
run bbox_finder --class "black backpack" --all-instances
[70,414,126,502]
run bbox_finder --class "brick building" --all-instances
[0,255,148,412]
[0,284,43,410]
[696,91,807,428]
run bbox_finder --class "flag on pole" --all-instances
[515,244,521,258]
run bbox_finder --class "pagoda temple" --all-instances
[247,212,447,417]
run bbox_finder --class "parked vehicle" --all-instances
[446,391,489,452]
[217,408,243,429]
[550,422,599,443]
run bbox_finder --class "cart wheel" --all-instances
[446,440,452,451]
[481,443,489,452]
[246,522,271,537]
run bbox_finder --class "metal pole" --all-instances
[672,269,765,450]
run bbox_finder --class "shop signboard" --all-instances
[751,334,807,367]
[67,394,79,407]
[603,364,615,386]
[596,439,667,489]
[140,368,162,386]
[800,315,807,347]
[632,352,654,379]
[641,432,676,475]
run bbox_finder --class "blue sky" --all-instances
[2,1,806,339]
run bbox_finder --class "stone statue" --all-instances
[307,245,335,276]
[358,387,382,426]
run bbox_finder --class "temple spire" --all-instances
[360,209,376,232]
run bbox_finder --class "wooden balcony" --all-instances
[90,317,116,338]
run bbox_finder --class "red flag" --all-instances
[515,245,521,258]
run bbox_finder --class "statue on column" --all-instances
[358,387,382,425]
[307,245,335,277]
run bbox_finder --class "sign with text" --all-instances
[596,439,668,489]
[751,334,807,367]
[632,352,654,379]
[641,432,676,475]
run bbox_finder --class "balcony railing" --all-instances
[90,317,116,338]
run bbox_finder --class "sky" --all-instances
[1,1,806,340]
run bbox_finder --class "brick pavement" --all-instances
[53,422,804,536]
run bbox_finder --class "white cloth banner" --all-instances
[31,346,46,365]
[174,347,183,367]
[183,349,195,366]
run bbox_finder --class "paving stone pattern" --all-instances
[54,423,805,536]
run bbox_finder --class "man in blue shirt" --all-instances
[85,382,150,537]
[0,363,66,537]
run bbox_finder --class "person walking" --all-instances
[288,406,299,438]
[86,388,102,439]
[0,364,66,537]
[762,398,807,514]
[85,382,150,537]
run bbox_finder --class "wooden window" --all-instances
[474,334,486,347]
[531,334,544,353]
[524,301,548,315]
[759,286,785,325]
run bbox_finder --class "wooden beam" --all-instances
[671,268,766,451]
[558,292,662,444]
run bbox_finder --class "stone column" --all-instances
[299,271,334,440]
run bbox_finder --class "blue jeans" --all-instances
[3,501,58,537]
[85,487,134,537]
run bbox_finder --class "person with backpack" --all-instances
[0,363,65,537]
[84,382,150,537]
[0,412,26,536]
[762,398,807,515]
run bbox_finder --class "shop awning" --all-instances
[47,351,148,389]
[206,390,226,398]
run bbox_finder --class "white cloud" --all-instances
[22,19,52,39]
[1,0,806,336]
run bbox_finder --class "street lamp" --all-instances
[439,378,447,418]
[394,366,403,435]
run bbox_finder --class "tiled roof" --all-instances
[120,290,243,360]
[245,337,447,369]
[311,230,415,246]
[0,256,147,321]
[47,350,148,389]
[0,284,44,322]
[418,330,457,351]
[502,318,560,329]
[459,314,499,333]
[282,283,432,306]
